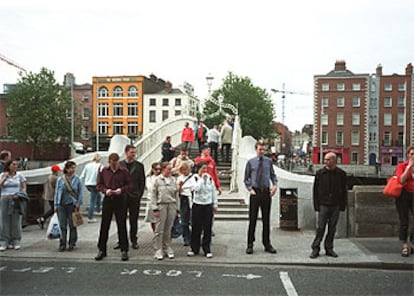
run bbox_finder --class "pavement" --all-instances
[1,193,413,271]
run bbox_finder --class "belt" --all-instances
[253,187,269,192]
[1,195,18,199]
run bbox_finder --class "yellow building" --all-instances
[92,76,144,150]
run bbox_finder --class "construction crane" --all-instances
[0,53,27,73]
[271,83,311,125]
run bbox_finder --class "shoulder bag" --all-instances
[383,176,404,198]
[62,175,83,227]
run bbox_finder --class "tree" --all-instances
[7,68,72,158]
[202,72,275,139]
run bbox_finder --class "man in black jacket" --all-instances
[310,152,347,259]
[116,144,145,250]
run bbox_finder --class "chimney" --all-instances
[334,60,346,71]
[406,63,413,75]
[376,64,383,76]
[165,81,172,93]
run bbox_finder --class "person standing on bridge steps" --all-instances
[310,152,347,259]
[244,140,278,255]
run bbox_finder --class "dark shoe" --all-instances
[264,245,277,254]
[326,250,338,257]
[58,245,66,252]
[401,247,410,257]
[95,251,107,261]
[37,217,45,229]
[67,246,74,252]
[131,242,139,250]
[310,249,319,259]
[113,243,120,250]
[121,251,129,261]
[246,247,253,254]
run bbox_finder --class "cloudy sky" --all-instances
[1,0,413,131]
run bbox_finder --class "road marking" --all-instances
[280,271,298,296]
[222,273,262,280]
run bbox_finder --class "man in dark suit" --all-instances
[115,144,146,250]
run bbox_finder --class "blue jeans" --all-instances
[57,204,77,248]
[87,185,102,219]
[180,194,191,244]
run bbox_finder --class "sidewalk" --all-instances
[1,210,413,271]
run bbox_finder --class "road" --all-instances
[1,259,413,295]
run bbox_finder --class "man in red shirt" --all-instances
[194,145,222,195]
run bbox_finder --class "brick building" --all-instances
[313,61,413,166]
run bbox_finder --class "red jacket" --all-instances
[396,160,414,192]
[194,155,221,189]
[181,127,195,142]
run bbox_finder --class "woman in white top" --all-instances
[0,159,27,251]
[144,162,161,232]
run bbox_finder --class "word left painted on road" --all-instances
[0,266,76,274]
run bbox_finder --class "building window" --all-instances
[175,110,181,116]
[98,87,108,98]
[162,98,169,106]
[337,97,345,107]
[384,83,392,91]
[98,122,108,134]
[321,114,328,125]
[322,131,328,145]
[175,98,181,106]
[113,122,123,134]
[82,108,90,120]
[128,103,138,117]
[162,110,169,121]
[337,83,345,91]
[82,95,89,101]
[351,152,358,165]
[113,86,123,97]
[352,113,360,125]
[397,113,404,126]
[397,97,405,107]
[351,131,360,145]
[128,86,138,97]
[149,110,156,123]
[336,131,343,145]
[98,103,109,117]
[398,132,403,146]
[81,126,89,140]
[383,131,391,146]
[371,81,376,92]
[384,97,392,107]
[337,113,344,126]
[369,97,378,108]
[369,115,377,125]
[322,97,328,107]
[352,97,360,107]
[113,103,123,117]
[149,98,156,106]
[352,83,361,91]
[384,113,392,126]
[128,122,138,135]
[322,83,329,91]
[398,83,406,91]
[369,132,377,142]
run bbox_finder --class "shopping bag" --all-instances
[171,216,183,239]
[383,176,404,198]
[72,210,84,227]
[46,213,60,239]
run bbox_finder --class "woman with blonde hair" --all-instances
[144,162,161,232]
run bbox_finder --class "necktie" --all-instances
[256,157,264,188]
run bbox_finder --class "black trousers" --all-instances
[97,195,128,252]
[191,203,213,254]
[209,142,219,163]
[222,143,231,162]
[311,205,340,251]
[126,195,141,244]
[395,189,414,242]
[247,188,271,247]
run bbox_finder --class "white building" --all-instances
[143,82,200,135]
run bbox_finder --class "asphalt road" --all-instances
[1,259,413,296]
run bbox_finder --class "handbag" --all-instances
[383,176,404,198]
[72,210,84,227]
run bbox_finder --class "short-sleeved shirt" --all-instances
[0,172,26,196]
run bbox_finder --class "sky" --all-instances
[1,0,413,132]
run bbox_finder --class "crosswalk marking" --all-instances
[280,271,298,296]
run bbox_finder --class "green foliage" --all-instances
[7,68,72,157]
[202,72,275,139]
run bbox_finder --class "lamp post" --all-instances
[70,82,74,156]
[403,81,407,159]
[206,73,214,96]
[320,102,324,164]
[96,81,100,151]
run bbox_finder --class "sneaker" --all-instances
[206,253,213,258]
[14,245,21,250]
[0,246,6,252]
[187,251,195,257]
[88,218,97,223]
[154,250,163,260]
[167,252,175,259]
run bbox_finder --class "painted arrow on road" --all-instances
[222,273,262,280]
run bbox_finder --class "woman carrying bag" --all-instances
[395,146,414,257]
[54,161,83,252]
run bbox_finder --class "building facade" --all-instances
[313,61,413,165]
